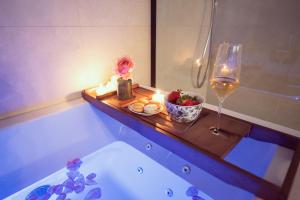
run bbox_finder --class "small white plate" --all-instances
[128,103,163,116]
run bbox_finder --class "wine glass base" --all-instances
[210,127,220,135]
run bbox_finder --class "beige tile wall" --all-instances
[0,0,150,118]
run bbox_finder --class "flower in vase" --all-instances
[114,56,134,80]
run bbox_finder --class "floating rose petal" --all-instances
[53,184,64,195]
[84,188,102,200]
[86,173,96,180]
[192,196,205,200]
[47,185,56,195]
[63,179,74,187]
[63,179,74,193]
[26,158,101,200]
[26,185,51,200]
[26,194,38,200]
[56,193,66,200]
[74,183,85,193]
[66,158,82,171]
[85,179,97,186]
[186,186,199,197]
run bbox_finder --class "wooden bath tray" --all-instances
[84,85,250,158]
[82,85,300,200]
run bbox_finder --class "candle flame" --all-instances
[152,89,165,104]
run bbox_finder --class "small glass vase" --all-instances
[117,78,133,100]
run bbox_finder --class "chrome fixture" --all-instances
[165,188,173,197]
[137,167,143,174]
[191,0,217,88]
[145,143,152,151]
[182,165,191,175]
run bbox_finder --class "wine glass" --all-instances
[209,42,242,135]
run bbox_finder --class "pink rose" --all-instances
[115,56,134,79]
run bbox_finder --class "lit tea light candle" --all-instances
[152,89,165,104]
[95,84,107,96]
[220,64,230,76]
[95,75,118,96]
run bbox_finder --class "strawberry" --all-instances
[182,99,194,106]
[168,89,201,106]
[168,91,180,103]
[192,100,200,105]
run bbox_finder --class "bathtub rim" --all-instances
[0,98,86,130]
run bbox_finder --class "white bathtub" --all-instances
[5,141,213,200]
[0,99,293,200]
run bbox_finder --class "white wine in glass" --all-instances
[210,77,240,102]
[209,42,242,135]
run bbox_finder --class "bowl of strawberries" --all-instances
[165,90,203,123]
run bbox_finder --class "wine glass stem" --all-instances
[216,101,223,131]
